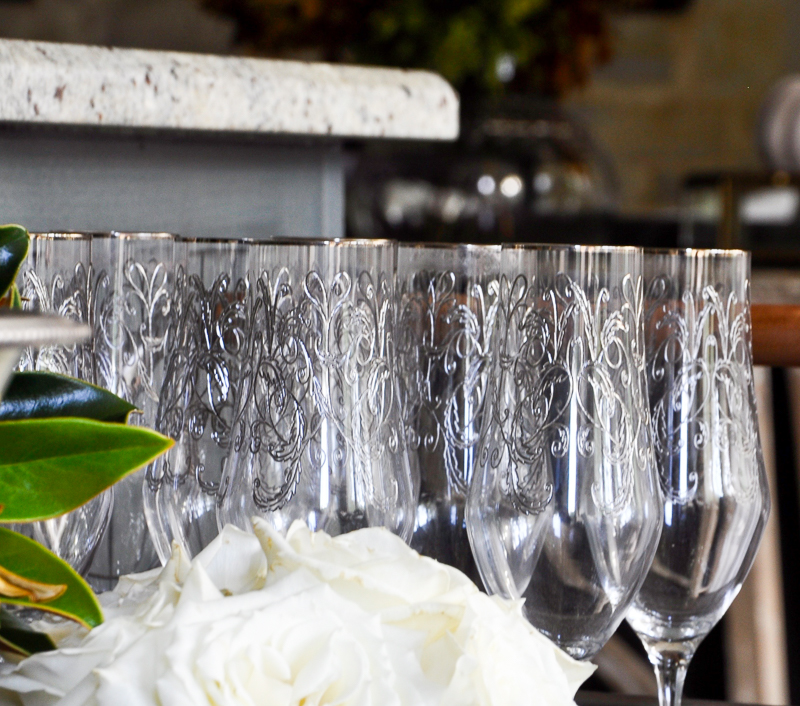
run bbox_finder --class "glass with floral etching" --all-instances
[396,242,500,582]
[217,239,415,542]
[87,232,176,590]
[626,249,770,706]
[145,237,252,562]
[467,244,662,661]
[16,232,111,576]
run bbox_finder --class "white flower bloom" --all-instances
[0,520,594,706]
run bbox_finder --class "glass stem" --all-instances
[649,648,693,706]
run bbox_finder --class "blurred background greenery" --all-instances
[198,0,612,99]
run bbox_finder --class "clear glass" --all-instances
[467,244,662,660]
[17,233,96,379]
[397,243,500,582]
[86,232,176,590]
[15,232,112,576]
[145,237,252,562]
[217,239,415,541]
[626,249,770,706]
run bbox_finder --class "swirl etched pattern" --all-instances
[646,277,760,504]
[152,267,248,495]
[229,268,316,511]
[481,273,651,516]
[397,270,498,496]
[18,264,94,377]
[94,259,173,408]
[221,268,400,514]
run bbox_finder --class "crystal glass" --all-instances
[144,237,253,562]
[396,242,500,582]
[17,233,96,379]
[217,239,415,541]
[626,249,770,706]
[0,313,90,394]
[15,232,112,575]
[467,244,662,660]
[86,232,176,589]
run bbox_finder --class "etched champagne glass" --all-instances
[626,249,770,706]
[467,244,662,660]
[144,237,252,561]
[17,233,96,380]
[86,232,176,589]
[397,243,500,582]
[217,239,415,541]
[15,232,112,575]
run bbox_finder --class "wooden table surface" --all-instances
[751,303,800,368]
[577,691,783,706]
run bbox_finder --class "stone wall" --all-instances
[0,0,234,54]
[566,0,800,213]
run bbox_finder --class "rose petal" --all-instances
[0,522,595,706]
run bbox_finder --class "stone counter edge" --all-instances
[0,38,459,140]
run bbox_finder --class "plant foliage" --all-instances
[0,372,137,423]
[0,606,56,655]
[0,529,102,628]
[0,225,28,299]
[0,418,172,522]
[0,225,173,652]
[201,0,612,97]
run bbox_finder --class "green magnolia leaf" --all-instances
[8,284,21,310]
[0,226,29,300]
[0,284,22,310]
[0,528,101,628]
[0,418,173,522]
[0,606,56,655]
[0,373,137,423]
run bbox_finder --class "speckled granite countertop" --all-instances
[0,39,459,140]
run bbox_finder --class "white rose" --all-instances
[0,520,594,706]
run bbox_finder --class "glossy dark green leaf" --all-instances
[0,528,102,628]
[0,226,29,300]
[0,418,174,522]
[0,373,137,423]
[0,606,56,655]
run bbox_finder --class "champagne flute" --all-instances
[87,231,176,589]
[217,238,415,541]
[145,237,253,561]
[626,249,770,706]
[396,242,500,582]
[467,244,662,660]
[16,232,112,575]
